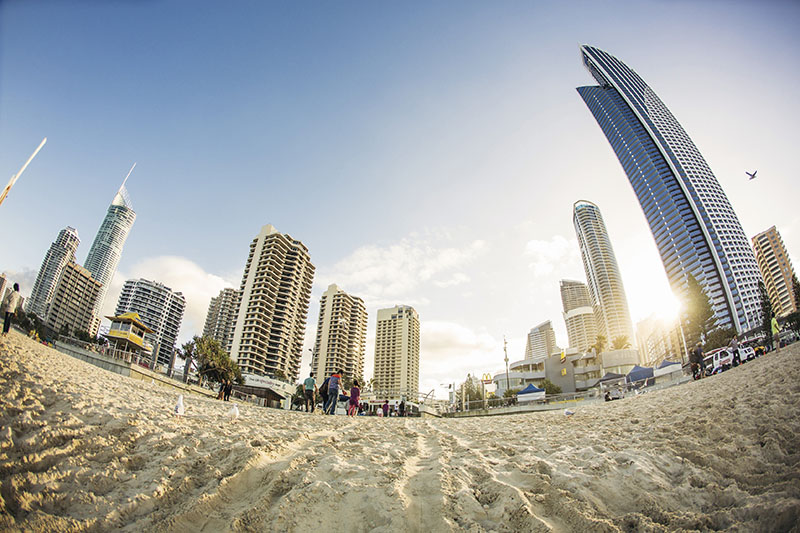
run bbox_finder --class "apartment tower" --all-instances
[560,279,598,353]
[203,287,241,352]
[84,176,136,314]
[752,226,797,317]
[229,224,315,381]
[310,284,368,385]
[524,320,558,360]
[46,261,102,337]
[577,45,762,332]
[373,305,420,400]
[573,200,635,344]
[26,226,81,318]
[115,278,186,368]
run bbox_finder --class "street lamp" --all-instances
[504,336,510,394]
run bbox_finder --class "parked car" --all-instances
[703,346,756,375]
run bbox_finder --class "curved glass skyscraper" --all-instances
[26,226,81,318]
[573,200,634,344]
[577,45,761,333]
[84,180,136,313]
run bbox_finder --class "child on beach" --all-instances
[348,380,360,416]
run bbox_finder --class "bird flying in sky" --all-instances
[746,170,757,180]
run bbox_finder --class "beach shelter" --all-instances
[626,365,654,385]
[654,360,682,380]
[597,372,625,384]
[516,383,545,402]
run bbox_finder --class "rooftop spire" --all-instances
[112,163,136,208]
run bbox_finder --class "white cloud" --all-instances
[316,234,486,307]
[419,321,504,398]
[101,256,237,344]
[433,272,470,288]
[1,268,38,299]
[523,235,581,277]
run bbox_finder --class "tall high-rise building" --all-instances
[636,315,685,367]
[577,45,762,333]
[573,200,635,344]
[752,226,797,317]
[310,284,368,385]
[84,177,136,314]
[229,224,315,381]
[524,320,558,360]
[0,273,8,303]
[203,287,241,352]
[560,279,598,353]
[373,305,420,400]
[26,227,81,318]
[46,261,102,337]
[115,278,186,368]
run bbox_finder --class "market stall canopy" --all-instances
[518,384,545,394]
[626,365,654,383]
[597,372,625,383]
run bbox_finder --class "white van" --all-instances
[703,348,731,375]
[703,346,756,374]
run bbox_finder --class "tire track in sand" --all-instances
[160,421,358,532]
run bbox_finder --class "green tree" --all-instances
[503,387,521,398]
[792,274,800,311]
[786,312,800,335]
[194,336,243,386]
[540,379,562,395]
[272,368,287,381]
[702,326,736,351]
[758,280,774,347]
[611,336,631,350]
[682,274,716,346]
[291,384,305,410]
[591,335,607,355]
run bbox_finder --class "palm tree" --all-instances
[591,335,607,355]
[611,335,631,350]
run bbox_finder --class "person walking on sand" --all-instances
[729,335,741,366]
[771,315,781,352]
[382,399,389,418]
[348,380,360,416]
[217,381,225,400]
[1,283,22,336]
[690,343,705,379]
[223,379,233,401]
[303,373,317,412]
[324,370,342,415]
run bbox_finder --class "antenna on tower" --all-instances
[121,162,136,190]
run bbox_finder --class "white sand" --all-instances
[1,331,798,532]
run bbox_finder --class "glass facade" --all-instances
[577,45,761,332]
[84,184,136,314]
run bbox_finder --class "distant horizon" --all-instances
[2,1,798,398]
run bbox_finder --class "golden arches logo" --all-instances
[481,373,493,383]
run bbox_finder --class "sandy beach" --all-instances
[0,331,798,532]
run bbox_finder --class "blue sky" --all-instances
[2,1,798,396]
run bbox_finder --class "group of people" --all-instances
[303,369,361,416]
[1,282,23,337]
[217,379,234,401]
[302,371,410,417]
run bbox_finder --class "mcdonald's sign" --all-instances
[481,373,493,384]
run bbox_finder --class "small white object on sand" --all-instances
[564,409,575,417]
[175,395,185,416]
[228,403,239,420]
